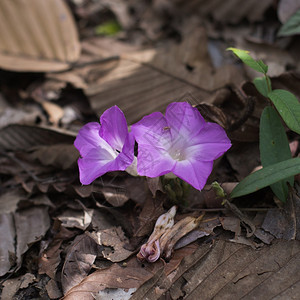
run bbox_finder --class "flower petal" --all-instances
[109,132,135,171]
[165,102,205,146]
[78,147,116,185]
[173,159,213,190]
[131,112,172,150]
[74,122,114,157]
[136,144,174,177]
[100,106,128,151]
[185,123,231,161]
[78,134,134,185]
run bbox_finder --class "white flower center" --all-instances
[169,148,185,161]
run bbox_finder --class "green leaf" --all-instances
[278,9,300,37]
[253,76,271,97]
[230,158,300,198]
[260,106,293,202]
[227,47,268,74]
[268,89,300,134]
[95,20,122,36]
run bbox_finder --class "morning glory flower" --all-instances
[131,102,231,190]
[74,106,134,185]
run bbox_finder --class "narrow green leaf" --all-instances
[230,158,300,198]
[278,9,300,37]
[268,89,300,134]
[260,106,293,202]
[253,76,271,97]
[227,47,268,74]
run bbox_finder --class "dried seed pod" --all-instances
[161,214,204,260]
[137,206,177,262]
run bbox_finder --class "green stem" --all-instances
[265,74,271,93]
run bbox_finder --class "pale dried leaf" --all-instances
[0,189,27,214]
[95,288,137,300]
[101,186,129,207]
[61,233,100,294]
[0,0,80,72]
[0,106,42,129]
[1,273,36,300]
[57,209,93,230]
[99,227,134,262]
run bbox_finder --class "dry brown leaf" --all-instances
[39,223,76,279]
[98,226,134,262]
[174,215,221,250]
[132,195,165,240]
[15,206,50,267]
[61,233,101,294]
[54,29,245,124]
[0,213,15,276]
[29,144,79,170]
[131,239,300,299]
[45,279,63,299]
[0,188,27,214]
[262,185,300,240]
[155,0,273,24]
[0,0,80,72]
[64,256,164,300]
[0,125,76,151]
[1,273,36,300]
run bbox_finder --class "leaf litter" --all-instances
[0,0,300,299]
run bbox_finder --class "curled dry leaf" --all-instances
[160,215,204,260]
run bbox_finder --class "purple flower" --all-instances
[74,106,134,185]
[131,102,231,190]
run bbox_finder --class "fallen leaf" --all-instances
[29,144,79,170]
[1,273,36,300]
[64,256,164,300]
[45,279,63,299]
[0,213,16,276]
[57,208,93,230]
[0,0,80,72]
[0,124,76,151]
[262,185,300,240]
[15,206,50,267]
[39,222,76,279]
[61,233,101,294]
[98,226,134,262]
